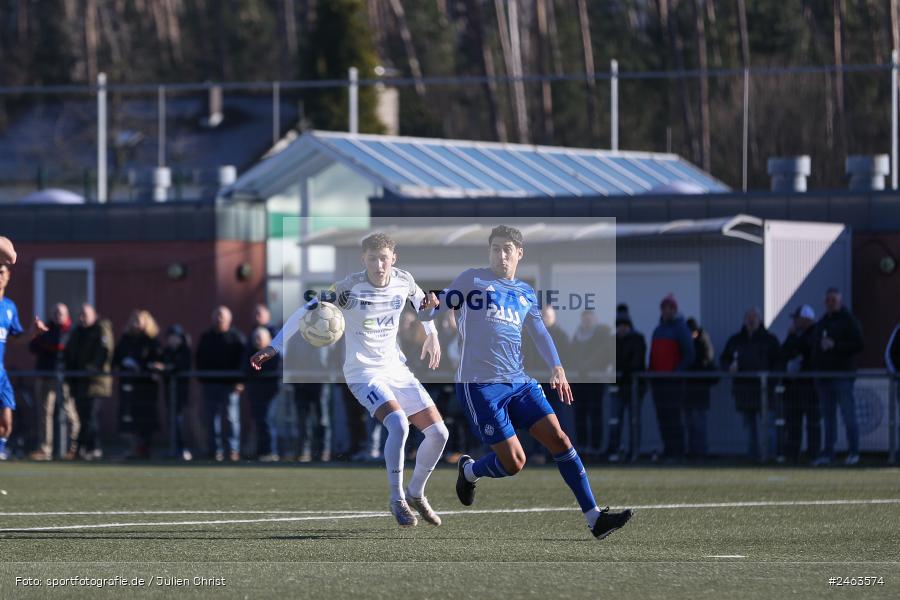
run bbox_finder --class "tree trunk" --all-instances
[536,0,554,143]
[496,0,529,142]
[832,0,846,152]
[84,0,99,83]
[736,0,750,68]
[694,0,710,171]
[666,0,700,164]
[576,0,599,141]
[388,0,426,98]
[465,0,507,141]
[892,0,900,56]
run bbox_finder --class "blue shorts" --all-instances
[456,380,554,445]
[0,371,14,411]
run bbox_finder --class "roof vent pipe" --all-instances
[767,156,811,192]
[846,154,889,191]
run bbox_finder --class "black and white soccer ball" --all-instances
[299,302,345,347]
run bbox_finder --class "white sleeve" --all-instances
[408,282,437,336]
[271,300,316,354]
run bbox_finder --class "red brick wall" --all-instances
[853,233,900,368]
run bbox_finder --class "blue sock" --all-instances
[0,437,7,452]
[471,452,511,479]
[554,447,598,513]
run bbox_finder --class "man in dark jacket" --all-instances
[685,317,716,459]
[28,303,79,460]
[607,308,646,462]
[567,308,610,458]
[720,307,782,460]
[63,304,114,460]
[649,294,694,460]
[810,288,863,466]
[196,306,246,461]
[782,305,820,463]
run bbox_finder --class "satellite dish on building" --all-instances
[18,188,86,204]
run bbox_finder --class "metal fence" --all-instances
[2,60,899,200]
[4,368,897,465]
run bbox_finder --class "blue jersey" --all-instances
[0,296,23,370]
[436,268,560,383]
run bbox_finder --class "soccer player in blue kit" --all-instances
[0,260,24,460]
[420,225,632,540]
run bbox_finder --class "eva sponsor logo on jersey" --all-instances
[0,327,7,342]
[362,315,395,330]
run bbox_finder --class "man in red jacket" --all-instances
[29,303,80,460]
[648,294,694,461]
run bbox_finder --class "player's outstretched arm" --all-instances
[525,311,572,403]
[250,299,317,370]
[409,283,441,369]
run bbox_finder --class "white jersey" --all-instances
[333,268,435,380]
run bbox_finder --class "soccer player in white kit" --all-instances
[250,233,449,527]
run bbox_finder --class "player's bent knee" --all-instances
[431,421,450,442]
[502,453,526,475]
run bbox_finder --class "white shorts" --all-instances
[347,367,434,417]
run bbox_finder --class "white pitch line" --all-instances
[707,555,746,559]
[0,510,385,517]
[1,498,898,533]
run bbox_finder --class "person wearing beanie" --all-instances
[648,293,694,461]
[782,305,820,463]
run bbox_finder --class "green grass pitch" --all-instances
[0,463,898,599]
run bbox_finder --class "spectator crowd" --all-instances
[0,285,880,466]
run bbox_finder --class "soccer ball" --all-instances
[299,301,345,347]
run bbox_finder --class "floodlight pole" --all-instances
[349,67,359,134]
[97,72,107,203]
[610,59,619,151]
[892,50,898,190]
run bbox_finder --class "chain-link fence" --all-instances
[1,62,898,201]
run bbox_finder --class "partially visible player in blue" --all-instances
[0,262,24,460]
[420,225,632,540]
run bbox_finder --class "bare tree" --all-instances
[664,0,700,163]
[84,0,99,82]
[464,0,507,141]
[576,0,599,141]
[893,0,900,55]
[736,0,750,68]
[694,0,710,170]
[388,0,426,98]
[832,0,846,151]
[536,0,554,142]
[496,0,529,142]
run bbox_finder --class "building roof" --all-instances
[225,131,729,200]
[301,215,763,246]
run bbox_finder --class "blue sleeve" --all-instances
[10,303,23,336]
[524,294,562,369]
[420,269,473,322]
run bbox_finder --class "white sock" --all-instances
[584,506,601,528]
[381,410,409,502]
[464,461,478,483]
[407,421,449,498]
